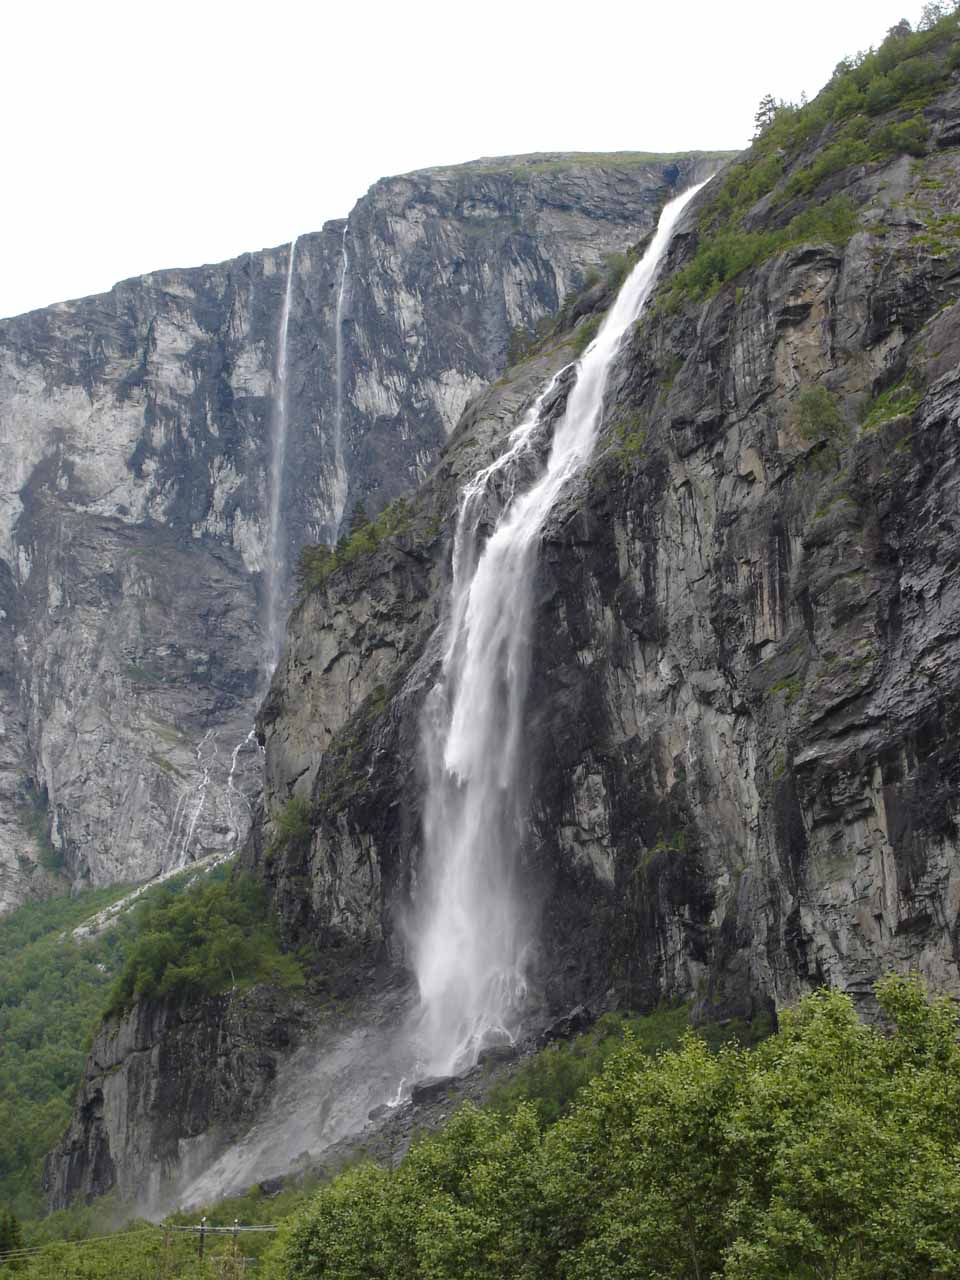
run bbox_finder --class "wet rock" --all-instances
[539,1007,594,1046]
[411,1075,457,1106]
[477,1044,519,1067]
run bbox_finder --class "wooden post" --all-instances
[199,1215,207,1260]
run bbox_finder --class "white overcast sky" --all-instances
[0,0,935,319]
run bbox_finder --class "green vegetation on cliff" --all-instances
[266,978,960,1280]
[0,866,301,1220]
[295,498,415,594]
[486,1004,770,1127]
[662,6,960,307]
[0,884,134,1218]
[106,872,303,1014]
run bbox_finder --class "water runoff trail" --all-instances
[155,239,299,880]
[265,236,299,675]
[329,225,351,541]
[173,181,706,1207]
[411,180,708,1076]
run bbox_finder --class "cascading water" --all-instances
[170,181,709,1210]
[225,728,258,846]
[413,181,708,1076]
[264,236,298,673]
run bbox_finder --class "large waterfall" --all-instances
[264,236,298,671]
[413,181,707,1075]
[173,182,707,1209]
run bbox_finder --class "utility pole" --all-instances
[198,1215,207,1261]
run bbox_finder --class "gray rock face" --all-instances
[49,85,960,1204]
[43,986,306,1212]
[254,115,960,1032]
[0,152,706,909]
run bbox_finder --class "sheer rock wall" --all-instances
[0,153,700,909]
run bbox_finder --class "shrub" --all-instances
[663,196,859,306]
[487,1008,692,1125]
[602,251,633,292]
[861,376,923,430]
[294,497,415,596]
[660,12,959,310]
[870,113,930,155]
[608,413,647,472]
[782,135,872,199]
[17,781,62,874]
[0,884,143,1216]
[106,874,303,1015]
[792,385,848,441]
[272,796,311,847]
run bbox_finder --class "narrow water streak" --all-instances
[331,225,351,539]
[412,182,708,1076]
[265,237,298,671]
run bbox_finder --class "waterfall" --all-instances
[330,225,351,539]
[412,181,708,1076]
[264,237,297,672]
[225,728,257,848]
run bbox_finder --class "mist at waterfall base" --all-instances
[173,180,707,1210]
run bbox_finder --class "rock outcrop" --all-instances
[43,985,307,1212]
[1,152,709,910]
[253,80,960,1031]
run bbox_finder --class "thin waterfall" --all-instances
[412,182,708,1076]
[264,237,297,672]
[331,225,351,539]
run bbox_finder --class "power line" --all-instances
[0,1219,277,1262]
[0,1225,158,1259]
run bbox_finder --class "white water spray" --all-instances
[413,182,708,1076]
[265,237,298,671]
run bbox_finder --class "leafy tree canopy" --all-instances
[265,977,960,1280]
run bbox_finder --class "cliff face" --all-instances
[46,34,960,1211]
[43,985,307,1212]
[254,83,960,1030]
[0,153,700,910]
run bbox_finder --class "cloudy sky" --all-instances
[1,0,935,319]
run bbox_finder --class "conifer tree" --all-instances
[752,92,779,137]
[347,500,370,534]
[0,1209,23,1267]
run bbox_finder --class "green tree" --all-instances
[753,93,781,137]
[0,1209,24,1266]
[346,501,370,536]
[266,978,960,1280]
